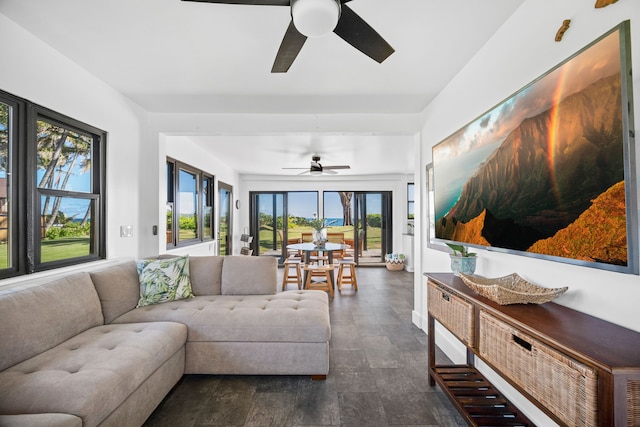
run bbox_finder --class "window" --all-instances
[0,99,15,274]
[166,158,214,248]
[0,90,106,278]
[202,176,213,239]
[407,182,415,220]
[166,162,175,245]
[178,168,198,242]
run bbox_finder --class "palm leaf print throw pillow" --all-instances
[136,255,194,307]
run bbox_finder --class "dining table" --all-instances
[285,242,350,288]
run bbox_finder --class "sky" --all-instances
[258,191,382,219]
[36,156,92,219]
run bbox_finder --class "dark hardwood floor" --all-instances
[144,267,465,426]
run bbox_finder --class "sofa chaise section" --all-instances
[0,272,187,427]
[104,256,331,376]
[114,291,330,375]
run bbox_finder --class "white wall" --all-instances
[417,1,640,424]
[0,13,153,261]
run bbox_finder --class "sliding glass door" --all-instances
[251,190,391,264]
[250,192,318,261]
[323,191,392,265]
[354,192,392,264]
[252,193,284,258]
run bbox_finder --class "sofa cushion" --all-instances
[0,273,103,372]
[90,261,140,324]
[221,256,277,295]
[188,256,224,295]
[136,255,194,307]
[112,291,331,343]
[0,322,187,427]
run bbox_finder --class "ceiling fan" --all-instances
[283,154,350,175]
[181,0,395,73]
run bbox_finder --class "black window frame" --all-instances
[166,158,214,248]
[407,182,415,220]
[0,89,106,278]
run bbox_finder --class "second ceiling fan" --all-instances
[283,154,350,175]
[181,0,395,72]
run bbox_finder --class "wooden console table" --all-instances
[425,272,640,427]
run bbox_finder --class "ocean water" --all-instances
[41,196,91,221]
[308,218,345,226]
[434,140,502,219]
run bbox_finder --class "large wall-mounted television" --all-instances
[433,21,638,274]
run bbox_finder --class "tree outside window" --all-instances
[37,119,95,263]
[0,89,106,277]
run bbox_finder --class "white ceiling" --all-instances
[183,134,417,175]
[1,0,525,176]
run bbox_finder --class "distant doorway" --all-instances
[218,182,233,255]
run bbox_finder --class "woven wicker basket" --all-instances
[427,281,474,345]
[479,311,598,426]
[385,261,404,271]
[628,380,640,426]
[460,273,567,305]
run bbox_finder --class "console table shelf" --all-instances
[425,272,640,427]
[431,365,533,426]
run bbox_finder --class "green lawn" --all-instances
[258,225,381,254]
[0,237,90,268]
[0,243,6,269]
[41,237,90,262]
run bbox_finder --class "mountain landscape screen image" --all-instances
[433,22,637,274]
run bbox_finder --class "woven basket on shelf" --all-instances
[459,273,568,305]
[479,311,598,426]
[427,281,474,345]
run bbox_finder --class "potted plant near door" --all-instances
[446,243,477,276]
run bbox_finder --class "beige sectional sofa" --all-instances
[0,255,331,427]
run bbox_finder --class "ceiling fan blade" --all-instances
[282,167,310,170]
[322,165,350,170]
[323,169,338,175]
[333,4,394,63]
[272,20,308,73]
[181,0,289,5]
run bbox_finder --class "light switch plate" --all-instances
[120,225,133,237]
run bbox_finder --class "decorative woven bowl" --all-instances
[459,273,568,305]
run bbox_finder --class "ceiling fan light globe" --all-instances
[291,0,341,38]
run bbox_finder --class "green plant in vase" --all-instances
[446,242,477,276]
[309,217,336,247]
